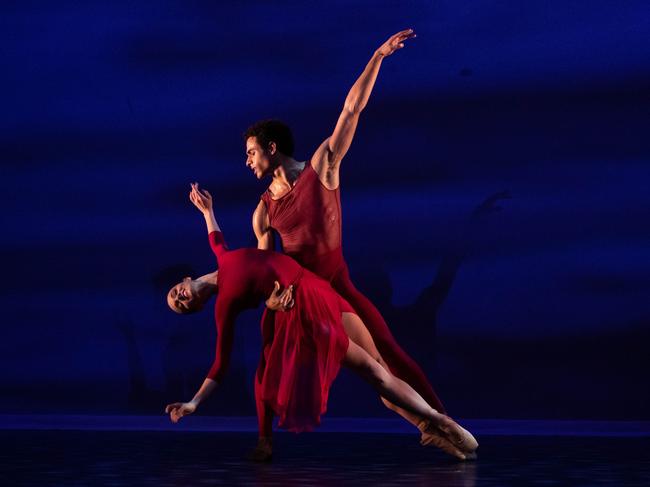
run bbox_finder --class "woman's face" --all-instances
[167,277,199,314]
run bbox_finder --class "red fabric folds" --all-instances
[258,272,350,433]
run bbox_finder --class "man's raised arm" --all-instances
[313,29,416,187]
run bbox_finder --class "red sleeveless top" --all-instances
[260,162,344,277]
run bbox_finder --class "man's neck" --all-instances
[269,156,305,194]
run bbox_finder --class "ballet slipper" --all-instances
[247,437,273,462]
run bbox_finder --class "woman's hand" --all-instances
[189,182,220,234]
[265,281,295,312]
[164,401,197,423]
[189,182,213,214]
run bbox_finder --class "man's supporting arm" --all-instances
[253,199,274,250]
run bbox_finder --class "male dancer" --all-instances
[245,30,450,459]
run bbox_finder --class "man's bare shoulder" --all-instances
[310,138,331,170]
[310,138,340,190]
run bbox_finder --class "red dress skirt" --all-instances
[257,269,353,432]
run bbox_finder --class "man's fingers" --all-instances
[393,28,412,37]
[393,28,415,39]
[392,30,415,45]
[280,285,293,302]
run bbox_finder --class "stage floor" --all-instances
[3,429,650,486]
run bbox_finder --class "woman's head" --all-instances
[167,277,206,314]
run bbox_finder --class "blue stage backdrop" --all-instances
[1,1,649,420]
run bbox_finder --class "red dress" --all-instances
[260,162,446,417]
[206,231,352,432]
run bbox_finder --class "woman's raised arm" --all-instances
[190,182,221,234]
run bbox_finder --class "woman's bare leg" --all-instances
[343,337,433,417]
[342,312,422,425]
[342,312,477,457]
[343,320,478,458]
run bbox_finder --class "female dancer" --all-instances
[164,183,478,460]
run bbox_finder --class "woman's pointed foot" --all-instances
[418,420,468,460]
[420,415,479,454]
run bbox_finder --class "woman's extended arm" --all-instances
[190,182,230,258]
[164,378,217,423]
[165,299,237,423]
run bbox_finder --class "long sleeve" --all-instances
[206,297,238,383]
[209,231,229,261]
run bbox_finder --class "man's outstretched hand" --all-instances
[376,29,416,58]
[265,281,295,312]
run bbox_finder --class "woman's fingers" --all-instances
[170,405,188,423]
[165,402,182,413]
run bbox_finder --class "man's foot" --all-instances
[247,437,273,462]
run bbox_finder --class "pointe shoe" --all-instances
[434,415,479,453]
[463,451,478,461]
[418,421,467,460]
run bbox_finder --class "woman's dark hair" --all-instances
[243,119,295,157]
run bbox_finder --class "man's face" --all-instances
[245,137,273,179]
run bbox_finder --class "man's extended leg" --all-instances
[249,357,274,462]
[249,309,276,462]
